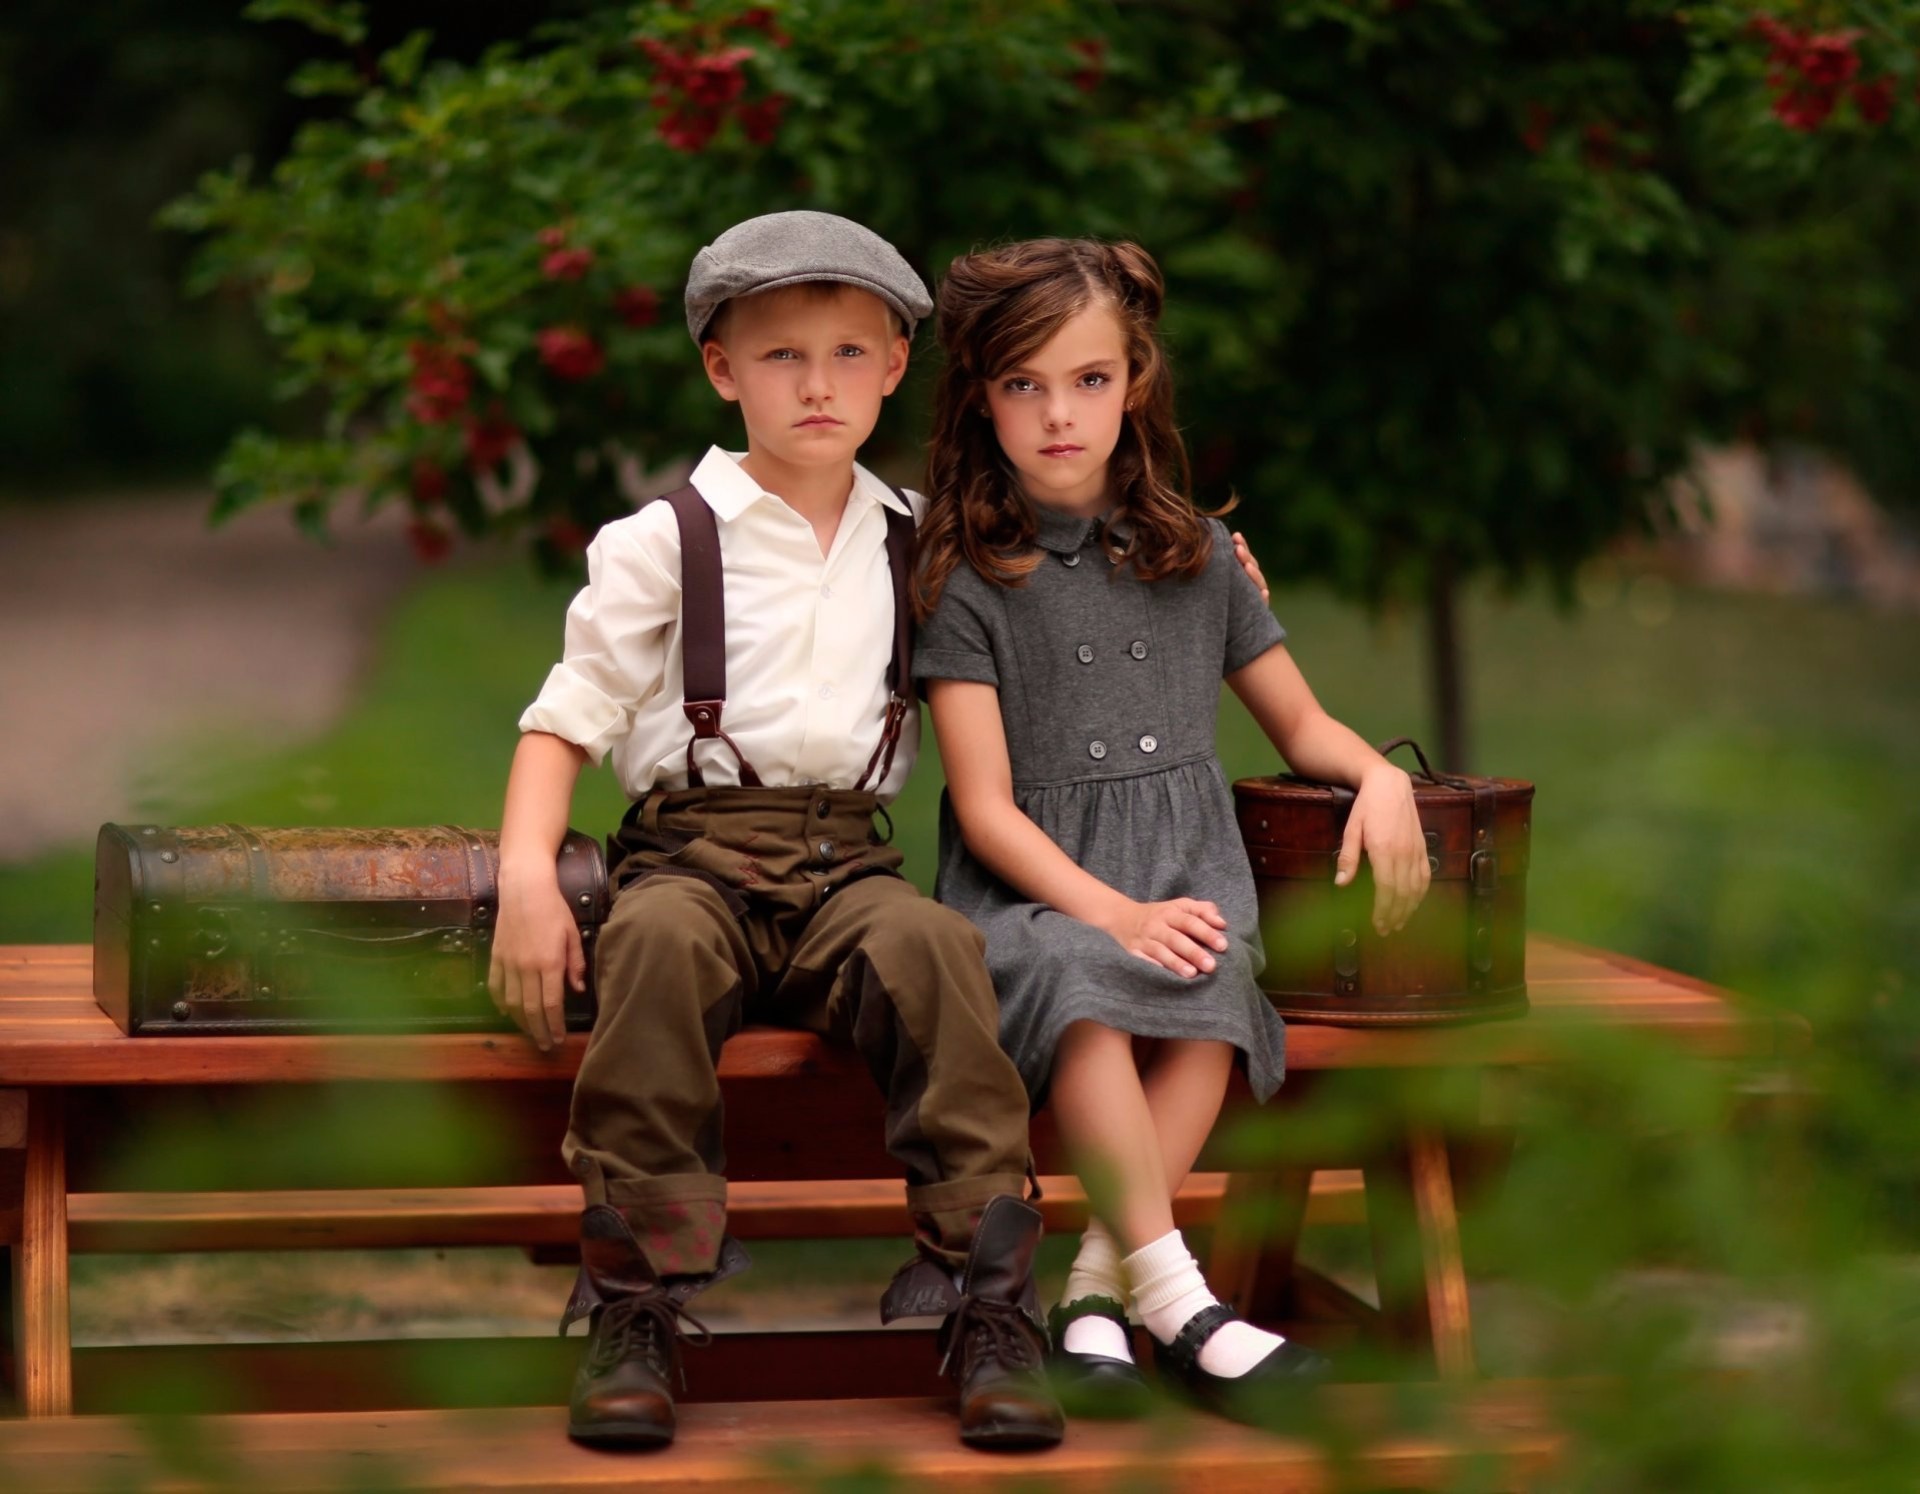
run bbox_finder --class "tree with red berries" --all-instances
[168,0,1920,765]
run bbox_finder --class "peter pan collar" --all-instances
[1029,502,1135,555]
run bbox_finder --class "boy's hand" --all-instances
[1232,531,1270,605]
[1335,763,1432,935]
[1097,896,1230,980]
[488,867,587,1052]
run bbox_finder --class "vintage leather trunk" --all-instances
[93,824,607,1035]
[1234,740,1534,1025]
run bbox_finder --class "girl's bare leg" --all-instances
[1122,1036,1294,1373]
[1048,1020,1176,1253]
[1138,1037,1234,1196]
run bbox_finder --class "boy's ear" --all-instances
[701,338,741,403]
[881,335,910,397]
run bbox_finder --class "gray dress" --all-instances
[914,507,1290,1105]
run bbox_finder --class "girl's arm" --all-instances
[928,678,1231,979]
[1227,646,1430,935]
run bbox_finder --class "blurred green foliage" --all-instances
[1,560,1917,1494]
[163,0,1920,613]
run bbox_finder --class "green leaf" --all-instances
[243,0,368,45]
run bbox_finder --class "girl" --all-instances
[912,239,1431,1418]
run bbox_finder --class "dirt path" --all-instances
[0,491,419,861]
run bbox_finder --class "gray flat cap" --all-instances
[685,210,933,344]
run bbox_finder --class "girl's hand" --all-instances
[1336,763,1431,935]
[1096,896,1230,979]
[1232,531,1270,605]
[488,867,587,1052]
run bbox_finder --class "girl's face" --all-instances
[983,302,1131,516]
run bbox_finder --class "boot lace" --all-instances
[941,1296,1040,1378]
[587,1289,713,1390]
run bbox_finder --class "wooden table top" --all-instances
[0,937,1804,1087]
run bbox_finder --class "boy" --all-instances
[490,212,1062,1451]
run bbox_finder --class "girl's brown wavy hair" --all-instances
[914,237,1225,620]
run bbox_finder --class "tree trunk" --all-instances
[1426,558,1469,772]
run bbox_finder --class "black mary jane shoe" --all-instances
[1152,1303,1330,1423]
[1045,1295,1153,1419]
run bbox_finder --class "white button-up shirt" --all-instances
[519,447,921,801]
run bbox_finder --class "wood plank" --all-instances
[12,1089,71,1415]
[62,1172,1366,1254]
[0,936,1799,1085]
[0,1385,1565,1491]
[71,1329,952,1414]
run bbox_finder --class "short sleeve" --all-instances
[517,512,679,765]
[1218,522,1287,676]
[912,564,1001,695]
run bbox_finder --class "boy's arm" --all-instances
[493,511,680,1050]
[1226,645,1429,936]
[927,679,1230,980]
[489,730,590,1051]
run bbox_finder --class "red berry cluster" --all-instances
[636,13,790,153]
[1069,38,1106,94]
[537,326,606,381]
[1750,18,1896,131]
[405,341,471,425]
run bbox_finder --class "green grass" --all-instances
[9,554,1915,1040]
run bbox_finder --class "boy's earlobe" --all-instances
[701,339,741,402]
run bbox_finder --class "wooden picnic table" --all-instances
[2,933,1803,1432]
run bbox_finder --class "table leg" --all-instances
[1207,1168,1312,1324]
[10,1089,71,1415]
[1407,1127,1475,1380]
[1365,1122,1476,1381]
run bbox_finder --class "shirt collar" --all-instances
[688,446,912,522]
[1029,501,1134,554]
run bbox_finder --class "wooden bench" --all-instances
[0,1382,1570,1490]
[1,934,1801,1481]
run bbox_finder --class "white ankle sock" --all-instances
[1057,1221,1134,1363]
[1123,1229,1287,1378]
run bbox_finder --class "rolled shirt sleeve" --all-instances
[1217,520,1287,676]
[518,512,680,766]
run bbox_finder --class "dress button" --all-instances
[1139,735,1159,754]
[1130,640,1148,660]
[1088,741,1108,761]
[1076,644,1094,664]
[817,839,837,862]
[1061,551,1081,567]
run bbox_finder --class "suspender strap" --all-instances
[854,496,917,795]
[658,485,762,789]
[657,480,914,795]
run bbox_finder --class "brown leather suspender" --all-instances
[652,484,915,793]
[853,503,915,794]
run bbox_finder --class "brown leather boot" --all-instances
[938,1195,1066,1450]
[560,1203,733,1448]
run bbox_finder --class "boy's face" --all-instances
[701,285,909,472]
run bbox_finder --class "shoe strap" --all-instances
[1046,1293,1128,1339]
[1165,1301,1238,1378]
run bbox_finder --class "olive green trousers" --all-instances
[563,785,1031,1276]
